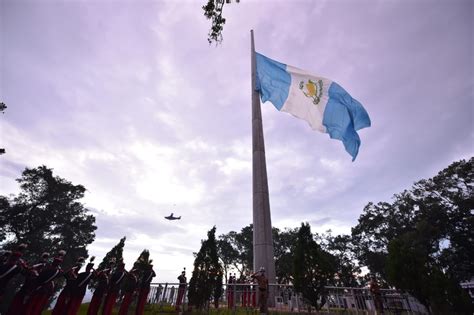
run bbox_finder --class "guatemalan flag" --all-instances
[255,52,371,161]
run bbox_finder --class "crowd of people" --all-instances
[0,244,156,315]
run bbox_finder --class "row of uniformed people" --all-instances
[0,244,156,315]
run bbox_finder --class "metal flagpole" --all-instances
[251,29,276,307]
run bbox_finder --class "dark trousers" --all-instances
[101,292,118,315]
[135,287,150,315]
[68,293,86,315]
[118,292,134,315]
[258,289,268,314]
[87,292,104,315]
[175,287,185,309]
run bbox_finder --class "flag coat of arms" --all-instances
[255,52,371,161]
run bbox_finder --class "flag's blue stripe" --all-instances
[255,53,290,110]
[323,82,372,161]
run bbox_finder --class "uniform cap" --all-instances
[259,267,265,272]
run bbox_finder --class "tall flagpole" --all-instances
[251,30,276,300]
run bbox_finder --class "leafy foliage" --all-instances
[272,227,298,284]
[216,236,238,280]
[202,0,240,45]
[323,233,362,287]
[387,230,473,314]
[217,225,356,286]
[217,225,253,276]
[0,166,96,264]
[293,223,336,310]
[188,226,223,310]
[352,158,474,313]
[0,166,96,311]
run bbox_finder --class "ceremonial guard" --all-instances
[102,260,126,315]
[7,252,50,315]
[369,276,384,315]
[87,261,113,315]
[0,244,27,302]
[68,257,95,315]
[52,256,85,315]
[175,268,187,310]
[241,274,250,307]
[117,268,139,315]
[251,267,269,315]
[227,273,235,309]
[135,262,156,315]
[26,250,66,315]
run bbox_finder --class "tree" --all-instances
[0,166,96,311]
[353,158,473,277]
[202,0,239,45]
[188,226,223,310]
[387,229,473,314]
[293,223,336,311]
[0,166,96,264]
[218,225,299,283]
[273,227,298,284]
[217,225,253,276]
[217,236,238,280]
[352,158,474,313]
[324,233,362,287]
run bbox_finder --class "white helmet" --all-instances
[259,266,265,273]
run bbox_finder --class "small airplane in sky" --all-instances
[164,213,181,220]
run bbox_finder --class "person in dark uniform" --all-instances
[52,256,85,315]
[102,260,126,315]
[241,274,250,307]
[369,276,384,315]
[87,261,113,315]
[26,250,66,315]
[0,244,27,302]
[251,267,269,315]
[68,257,95,315]
[135,262,156,315]
[117,268,139,315]
[7,252,50,315]
[227,273,235,309]
[175,268,187,310]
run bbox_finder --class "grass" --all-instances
[43,304,407,315]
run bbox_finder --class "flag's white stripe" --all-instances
[281,66,332,133]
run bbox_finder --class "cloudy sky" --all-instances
[1,0,472,282]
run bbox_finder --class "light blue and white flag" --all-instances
[255,52,371,161]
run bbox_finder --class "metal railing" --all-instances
[147,283,429,314]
